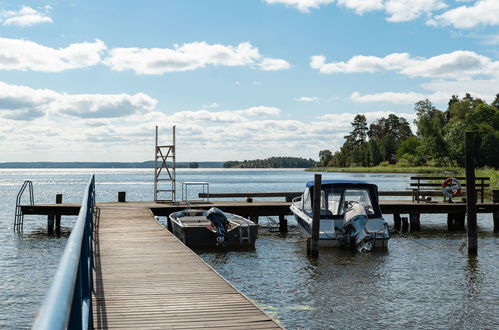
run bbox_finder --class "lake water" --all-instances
[0,169,497,329]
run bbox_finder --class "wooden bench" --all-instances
[410,176,490,203]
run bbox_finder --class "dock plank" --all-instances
[93,205,281,329]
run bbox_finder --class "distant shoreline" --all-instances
[0,161,225,169]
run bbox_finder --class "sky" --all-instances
[0,0,498,162]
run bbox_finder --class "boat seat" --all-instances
[179,216,212,226]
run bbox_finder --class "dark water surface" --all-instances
[0,169,497,329]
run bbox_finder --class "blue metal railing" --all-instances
[32,175,95,330]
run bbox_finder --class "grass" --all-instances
[307,166,499,189]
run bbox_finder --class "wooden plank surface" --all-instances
[23,199,499,217]
[92,205,281,329]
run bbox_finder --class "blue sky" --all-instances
[0,0,498,162]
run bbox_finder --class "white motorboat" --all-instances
[290,180,390,251]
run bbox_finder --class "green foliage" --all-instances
[318,149,333,167]
[319,93,499,169]
[223,157,316,168]
[396,136,420,158]
[346,114,368,145]
[397,153,422,167]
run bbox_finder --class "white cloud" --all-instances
[295,96,320,102]
[0,38,290,74]
[421,79,499,103]
[0,37,106,72]
[258,57,291,70]
[0,6,52,27]
[105,41,290,74]
[385,0,447,22]
[263,0,499,29]
[432,0,499,29]
[349,78,499,107]
[351,91,427,104]
[0,81,156,120]
[337,0,384,14]
[202,102,219,109]
[264,0,383,14]
[263,0,336,13]
[319,111,416,132]
[483,34,499,45]
[311,50,499,79]
[167,106,280,123]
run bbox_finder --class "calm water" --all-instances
[0,169,497,329]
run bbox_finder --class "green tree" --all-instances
[396,136,420,158]
[492,93,499,110]
[367,139,383,166]
[414,99,448,164]
[345,114,368,146]
[318,149,333,167]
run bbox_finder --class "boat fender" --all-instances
[441,177,461,198]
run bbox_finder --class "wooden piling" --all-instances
[492,190,499,203]
[250,215,259,224]
[55,194,62,235]
[47,214,54,235]
[393,214,401,231]
[118,191,126,202]
[401,217,409,232]
[308,174,321,257]
[409,213,421,231]
[465,131,478,254]
[494,210,499,233]
[279,215,287,233]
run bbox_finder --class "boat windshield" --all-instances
[323,188,375,216]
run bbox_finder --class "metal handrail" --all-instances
[14,180,34,231]
[32,175,95,330]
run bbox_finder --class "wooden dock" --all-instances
[93,204,281,329]
[22,198,499,231]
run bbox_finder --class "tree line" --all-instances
[224,157,316,168]
[318,93,499,169]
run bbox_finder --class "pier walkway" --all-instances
[93,204,280,329]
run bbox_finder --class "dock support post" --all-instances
[494,210,499,233]
[401,217,409,232]
[118,191,126,202]
[47,214,54,235]
[250,216,259,224]
[447,213,456,231]
[393,214,401,231]
[465,131,478,255]
[308,174,321,257]
[279,215,288,233]
[492,190,499,203]
[409,213,421,231]
[55,194,62,235]
[447,213,466,231]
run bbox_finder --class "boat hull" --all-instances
[169,209,258,249]
[291,204,390,250]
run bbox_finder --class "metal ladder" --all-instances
[14,180,34,232]
[239,222,251,245]
[154,126,177,203]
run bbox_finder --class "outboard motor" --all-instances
[206,207,229,247]
[342,201,372,252]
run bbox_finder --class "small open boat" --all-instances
[290,180,390,251]
[168,207,258,249]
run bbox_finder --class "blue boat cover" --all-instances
[305,179,370,188]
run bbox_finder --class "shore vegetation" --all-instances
[318,93,499,170]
